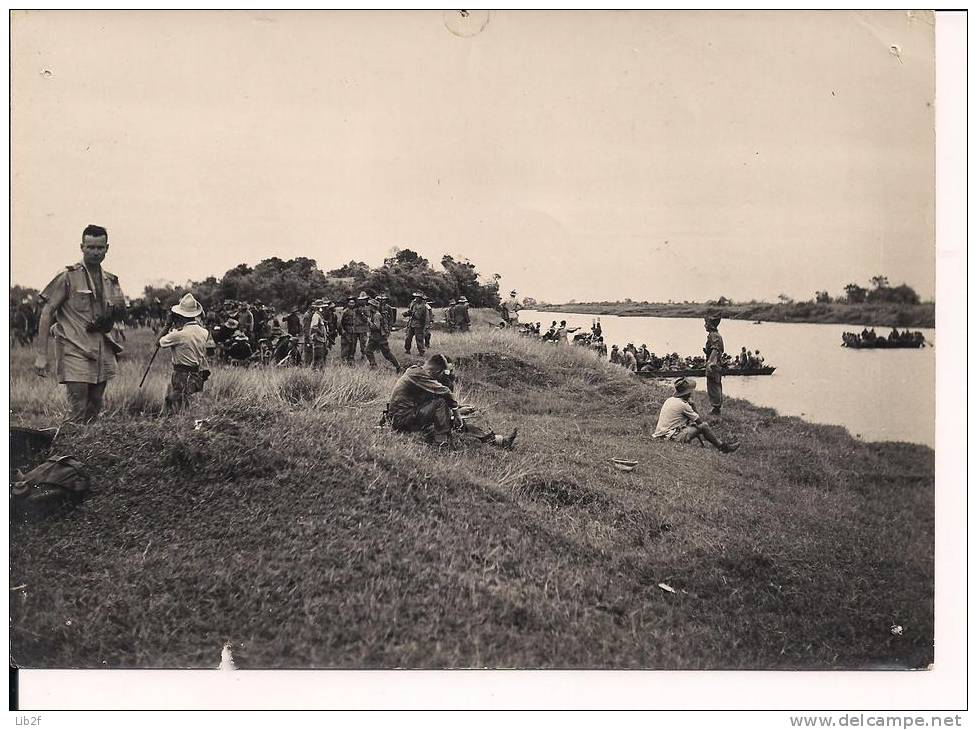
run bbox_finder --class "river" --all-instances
[519,310,935,448]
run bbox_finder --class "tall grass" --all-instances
[8,314,934,670]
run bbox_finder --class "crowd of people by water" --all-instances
[841,327,925,348]
[516,317,766,374]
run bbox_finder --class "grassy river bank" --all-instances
[535,302,935,329]
[9,312,933,669]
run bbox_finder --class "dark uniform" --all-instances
[704,318,725,414]
[404,296,428,354]
[455,298,471,332]
[387,363,459,445]
[365,300,401,372]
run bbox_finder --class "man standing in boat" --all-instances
[703,316,725,416]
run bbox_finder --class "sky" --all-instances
[10,10,936,303]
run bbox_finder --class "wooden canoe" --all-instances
[636,366,776,378]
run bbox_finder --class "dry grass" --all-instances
[9,313,934,669]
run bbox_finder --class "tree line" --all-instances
[10,249,503,313]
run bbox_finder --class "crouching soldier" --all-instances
[365,298,401,372]
[387,353,517,450]
[157,294,211,413]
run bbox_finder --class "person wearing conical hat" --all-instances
[157,293,211,413]
[404,292,428,355]
[651,377,739,453]
[365,298,401,373]
[703,316,725,415]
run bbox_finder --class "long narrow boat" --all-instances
[636,366,776,378]
[841,340,925,349]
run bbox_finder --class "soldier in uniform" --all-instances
[349,291,371,362]
[365,298,402,372]
[158,293,211,413]
[323,300,339,348]
[422,295,434,348]
[445,299,457,332]
[386,353,517,450]
[404,292,429,355]
[33,224,126,424]
[703,316,725,415]
[377,293,396,332]
[237,303,255,346]
[456,296,471,332]
[307,299,330,368]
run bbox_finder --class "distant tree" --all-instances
[843,283,868,304]
[869,275,890,290]
[521,296,538,308]
[327,261,371,281]
[815,290,832,304]
[716,296,732,306]
[777,293,794,304]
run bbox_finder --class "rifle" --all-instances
[139,318,172,388]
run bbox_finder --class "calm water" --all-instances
[520,310,935,448]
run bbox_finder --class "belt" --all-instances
[173,364,200,373]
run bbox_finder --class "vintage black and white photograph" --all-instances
[8,10,948,687]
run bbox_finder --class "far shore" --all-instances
[531,301,935,329]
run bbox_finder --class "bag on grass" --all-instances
[11,456,91,502]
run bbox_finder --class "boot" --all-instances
[709,407,722,416]
[718,441,740,454]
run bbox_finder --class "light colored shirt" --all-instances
[39,262,126,384]
[653,396,700,438]
[158,322,210,367]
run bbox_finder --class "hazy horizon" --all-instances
[11,11,935,303]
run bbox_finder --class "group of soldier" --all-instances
[205,291,474,371]
[841,327,925,348]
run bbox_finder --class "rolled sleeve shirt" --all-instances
[39,263,126,384]
[652,396,700,438]
[158,322,210,367]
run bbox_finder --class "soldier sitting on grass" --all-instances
[651,377,739,454]
[386,353,517,450]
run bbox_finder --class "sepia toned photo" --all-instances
[9,10,941,684]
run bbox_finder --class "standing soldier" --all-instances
[365,298,402,372]
[285,307,302,338]
[445,299,457,332]
[33,224,126,424]
[237,303,255,346]
[422,295,434,349]
[381,293,398,332]
[350,291,371,362]
[456,296,471,332]
[340,296,358,364]
[300,301,315,366]
[404,292,428,355]
[323,300,339,348]
[157,293,211,413]
[703,316,725,415]
[307,299,330,368]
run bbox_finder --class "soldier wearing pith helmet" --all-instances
[33,224,126,424]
